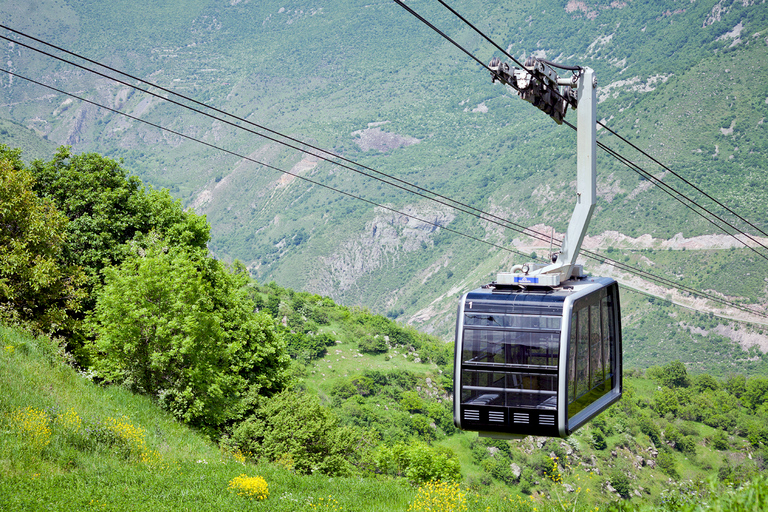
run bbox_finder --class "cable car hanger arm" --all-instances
[489,58,597,287]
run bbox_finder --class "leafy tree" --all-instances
[694,373,719,393]
[653,386,683,416]
[724,374,747,398]
[744,377,768,412]
[88,241,289,431]
[0,152,86,332]
[660,360,691,388]
[28,146,209,300]
[26,147,210,363]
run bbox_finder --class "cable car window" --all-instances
[464,313,561,330]
[589,303,602,389]
[462,328,560,368]
[600,295,613,381]
[576,307,589,398]
[568,315,577,404]
[461,370,507,406]
[602,294,614,385]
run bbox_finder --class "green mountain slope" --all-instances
[3,310,768,511]
[1,0,767,368]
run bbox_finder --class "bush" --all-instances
[358,335,388,354]
[375,442,461,483]
[610,470,631,498]
[711,429,730,450]
[591,430,608,450]
[657,452,679,479]
[229,389,372,476]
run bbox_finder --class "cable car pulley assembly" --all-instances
[453,57,622,438]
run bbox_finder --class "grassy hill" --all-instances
[3,305,768,511]
[1,1,767,379]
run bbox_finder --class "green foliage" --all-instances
[638,414,662,447]
[590,429,608,451]
[693,475,768,512]
[743,377,768,412]
[609,470,631,498]
[482,458,518,486]
[374,442,460,484]
[0,149,86,332]
[28,146,209,298]
[711,429,730,451]
[660,361,691,388]
[358,334,388,354]
[228,389,372,477]
[88,241,289,430]
[284,331,335,362]
[657,452,680,479]
[694,374,720,393]
[400,391,424,413]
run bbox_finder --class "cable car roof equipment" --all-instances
[454,59,622,438]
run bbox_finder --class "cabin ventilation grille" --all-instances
[464,410,480,421]
[488,411,505,423]
[513,413,530,424]
[539,415,555,426]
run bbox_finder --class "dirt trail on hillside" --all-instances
[513,226,768,252]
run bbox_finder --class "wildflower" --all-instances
[9,406,51,451]
[408,480,469,512]
[228,474,269,501]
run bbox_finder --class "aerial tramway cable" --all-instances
[4,24,764,263]
[394,0,768,259]
[0,67,533,263]
[1,28,766,320]
[2,69,763,322]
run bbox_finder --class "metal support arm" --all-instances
[496,66,597,287]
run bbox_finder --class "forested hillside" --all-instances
[2,146,768,510]
[1,1,767,361]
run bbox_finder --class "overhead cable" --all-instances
[2,31,766,319]
[394,0,768,259]
[0,67,533,263]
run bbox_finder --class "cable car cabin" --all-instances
[453,277,621,438]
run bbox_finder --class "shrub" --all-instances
[375,442,461,484]
[711,429,730,450]
[229,389,370,477]
[358,335,388,354]
[89,242,289,431]
[591,430,608,450]
[657,452,680,479]
[610,470,631,497]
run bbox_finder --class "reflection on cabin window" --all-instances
[461,312,560,410]
[567,288,616,419]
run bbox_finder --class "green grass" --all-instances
[4,322,768,511]
[0,325,418,511]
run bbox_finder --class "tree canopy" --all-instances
[88,240,290,431]
[0,149,86,332]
